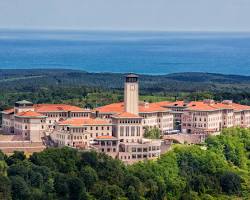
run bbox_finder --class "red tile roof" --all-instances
[95,102,169,114]
[212,102,250,111]
[112,112,142,119]
[34,104,87,112]
[141,103,169,113]
[15,111,46,118]
[96,135,117,140]
[156,101,186,107]
[154,100,250,112]
[95,102,124,114]
[59,118,111,126]
[2,108,14,114]
[185,101,219,111]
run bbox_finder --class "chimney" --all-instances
[222,100,233,105]
[203,99,215,105]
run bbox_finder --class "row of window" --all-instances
[118,120,141,124]
[57,132,111,141]
[69,126,110,133]
[120,126,141,137]
[101,148,117,153]
[131,146,160,152]
[120,153,159,160]
[45,112,89,118]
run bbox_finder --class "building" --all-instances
[1,101,91,142]
[52,118,112,148]
[51,74,164,164]
[154,99,250,134]
[2,74,250,162]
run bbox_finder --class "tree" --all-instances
[0,160,8,176]
[80,166,98,191]
[0,176,11,200]
[6,151,26,166]
[8,163,29,181]
[10,176,30,200]
[144,127,161,139]
[0,150,5,160]
[67,177,86,200]
[220,172,242,195]
[126,186,140,200]
[29,170,43,188]
[92,183,125,200]
[54,173,69,199]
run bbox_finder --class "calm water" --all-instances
[0,30,250,75]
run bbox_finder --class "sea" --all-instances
[0,29,250,75]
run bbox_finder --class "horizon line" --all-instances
[1,68,250,77]
[1,27,250,33]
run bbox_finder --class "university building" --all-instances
[154,99,250,134]
[1,74,167,163]
[2,74,250,162]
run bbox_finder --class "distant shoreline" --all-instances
[1,68,250,78]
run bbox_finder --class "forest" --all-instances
[1,69,250,113]
[0,127,250,200]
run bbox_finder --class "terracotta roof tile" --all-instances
[212,102,250,111]
[34,104,87,112]
[59,118,111,126]
[95,102,170,114]
[140,103,169,113]
[95,102,124,114]
[112,112,142,119]
[96,136,117,140]
[2,108,14,114]
[15,111,46,118]
[185,101,219,111]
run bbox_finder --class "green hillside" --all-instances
[1,69,250,112]
[0,127,250,199]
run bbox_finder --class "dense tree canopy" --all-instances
[1,69,250,116]
[0,127,250,199]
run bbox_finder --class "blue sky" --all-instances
[0,0,250,31]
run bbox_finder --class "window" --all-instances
[131,126,135,136]
[120,127,124,136]
[126,126,129,136]
[136,126,140,136]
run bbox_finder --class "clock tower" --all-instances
[124,74,139,115]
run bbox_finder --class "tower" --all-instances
[14,100,34,114]
[124,74,139,115]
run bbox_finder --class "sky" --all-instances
[0,0,250,31]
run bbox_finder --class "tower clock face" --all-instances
[130,85,135,90]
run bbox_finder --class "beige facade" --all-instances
[52,118,112,148]
[111,115,143,143]
[118,139,161,164]
[124,74,139,115]
[1,101,91,143]
[163,99,250,134]
[3,74,250,164]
